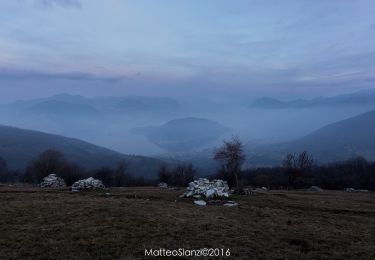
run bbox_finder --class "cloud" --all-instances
[36,0,81,9]
[0,68,122,82]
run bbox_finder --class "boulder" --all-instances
[345,188,355,192]
[71,177,105,192]
[183,178,230,199]
[40,174,66,188]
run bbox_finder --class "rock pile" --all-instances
[71,177,105,192]
[40,174,66,188]
[183,178,230,199]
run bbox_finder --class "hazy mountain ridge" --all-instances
[250,89,375,109]
[0,93,182,117]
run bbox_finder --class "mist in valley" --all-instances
[1,89,375,173]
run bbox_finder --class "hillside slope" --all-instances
[0,125,163,178]
[249,109,375,165]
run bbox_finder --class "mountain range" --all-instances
[0,93,182,118]
[250,89,375,109]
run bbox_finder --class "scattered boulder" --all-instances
[71,177,105,192]
[183,178,230,199]
[158,182,168,188]
[309,186,323,192]
[224,202,239,207]
[253,187,268,193]
[40,174,66,188]
[194,200,207,206]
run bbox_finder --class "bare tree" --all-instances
[158,163,196,186]
[25,149,66,183]
[214,136,245,192]
[113,160,130,187]
[0,156,9,183]
[282,151,313,188]
[158,165,171,184]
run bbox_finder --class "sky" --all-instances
[1,0,375,102]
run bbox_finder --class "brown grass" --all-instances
[0,186,375,259]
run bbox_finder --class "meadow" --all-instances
[0,186,374,259]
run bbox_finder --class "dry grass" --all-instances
[0,186,375,259]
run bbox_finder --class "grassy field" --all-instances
[0,186,375,259]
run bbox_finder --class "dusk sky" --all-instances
[1,0,375,102]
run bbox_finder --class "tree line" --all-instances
[209,137,375,191]
[1,137,375,190]
[0,149,152,186]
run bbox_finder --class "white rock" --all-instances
[40,174,66,188]
[183,178,230,199]
[224,202,239,207]
[71,177,105,192]
[205,188,216,199]
[194,200,207,206]
[345,188,355,192]
[158,182,168,188]
[309,186,323,192]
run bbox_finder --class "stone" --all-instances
[183,178,230,199]
[71,177,105,192]
[345,188,355,192]
[158,182,168,188]
[40,174,66,188]
[205,188,216,198]
[224,202,239,207]
[309,186,323,192]
[194,200,207,206]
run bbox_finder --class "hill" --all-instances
[248,109,375,165]
[0,125,163,178]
